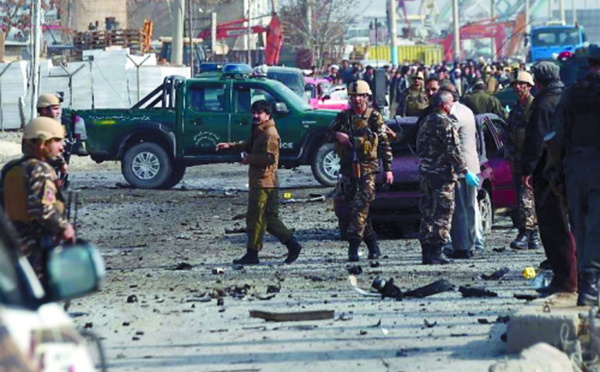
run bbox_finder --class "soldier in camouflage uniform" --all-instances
[216,100,302,265]
[327,80,394,261]
[417,91,479,264]
[505,71,540,250]
[1,117,76,282]
[461,79,506,119]
[36,93,69,185]
[396,71,429,117]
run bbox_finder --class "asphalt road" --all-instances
[62,162,546,372]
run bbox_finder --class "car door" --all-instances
[478,115,516,209]
[182,81,231,157]
[230,82,300,159]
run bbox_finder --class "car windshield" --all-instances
[267,71,305,97]
[268,80,313,111]
[532,28,580,47]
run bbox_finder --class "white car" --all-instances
[0,212,105,371]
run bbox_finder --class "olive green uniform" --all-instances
[461,89,506,119]
[397,85,428,117]
[231,119,292,251]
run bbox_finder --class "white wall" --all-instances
[0,49,190,130]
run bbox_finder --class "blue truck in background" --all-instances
[529,25,586,62]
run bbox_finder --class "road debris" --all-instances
[424,319,438,328]
[371,276,403,300]
[212,267,225,275]
[173,262,193,270]
[458,286,498,298]
[336,312,353,321]
[282,195,326,204]
[347,264,363,275]
[126,294,138,303]
[225,227,246,234]
[404,279,454,298]
[481,267,510,280]
[249,309,334,322]
[514,293,540,301]
[370,261,381,268]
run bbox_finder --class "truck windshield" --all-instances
[269,80,313,111]
[532,28,580,47]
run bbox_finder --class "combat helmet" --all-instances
[23,117,65,142]
[36,93,61,109]
[348,80,372,96]
[513,71,535,87]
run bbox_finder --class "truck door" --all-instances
[183,82,230,156]
[231,82,300,158]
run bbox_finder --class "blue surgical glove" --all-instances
[465,171,480,187]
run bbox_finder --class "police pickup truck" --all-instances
[66,64,341,189]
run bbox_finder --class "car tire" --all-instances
[478,188,493,235]
[122,142,172,189]
[311,142,340,187]
[160,160,186,189]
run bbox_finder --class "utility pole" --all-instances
[246,0,252,65]
[559,0,565,24]
[306,0,313,65]
[187,0,194,75]
[31,0,41,119]
[171,0,184,65]
[572,0,577,24]
[548,0,553,22]
[452,0,460,62]
[211,12,217,62]
[525,0,530,40]
[389,0,398,66]
[271,0,279,13]
[490,0,496,61]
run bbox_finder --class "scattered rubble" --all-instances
[459,286,498,298]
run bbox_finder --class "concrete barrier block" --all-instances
[490,342,576,372]
[507,292,585,353]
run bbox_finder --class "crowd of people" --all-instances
[4,48,600,309]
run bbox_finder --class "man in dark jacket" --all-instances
[461,79,506,119]
[520,62,577,294]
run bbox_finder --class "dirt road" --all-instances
[0,136,546,371]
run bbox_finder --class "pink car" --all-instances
[305,77,350,110]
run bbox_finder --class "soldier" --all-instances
[417,91,479,265]
[1,117,76,282]
[396,71,428,117]
[549,45,600,305]
[506,71,540,250]
[36,93,70,186]
[327,80,394,261]
[521,61,577,295]
[461,79,506,118]
[216,100,302,265]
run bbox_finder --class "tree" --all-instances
[280,0,358,67]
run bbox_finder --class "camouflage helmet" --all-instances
[513,71,535,87]
[36,93,61,108]
[347,80,372,96]
[23,117,65,141]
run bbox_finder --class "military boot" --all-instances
[510,230,529,250]
[364,235,381,260]
[233,249,259,265]
[348,239,361,262]
[283,236,302,264]
[424,244,450,265]
[578,270,600,307]
[528,230,540,250]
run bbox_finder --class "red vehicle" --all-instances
[304,78,350,110]
[334,113,516,235]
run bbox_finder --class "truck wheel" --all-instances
[311,142,340,187]
[122,142,172,189]
[160,161,186,189]
[478,188,493,235]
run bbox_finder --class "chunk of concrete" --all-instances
[507,292,585,353]
[489,342,576,372]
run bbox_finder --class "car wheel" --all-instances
[122,142,172,189]
[311,142,340,187]
[160,160,186,189]
[478,188,493,235]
